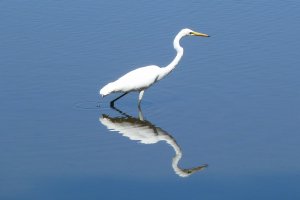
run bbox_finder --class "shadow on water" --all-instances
[99,106,208,177]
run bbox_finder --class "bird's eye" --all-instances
[189,32,193,35]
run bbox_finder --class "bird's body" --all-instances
[99,28,209,106]
[100,65,160,96]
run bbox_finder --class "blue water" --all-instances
[1,1,300,199]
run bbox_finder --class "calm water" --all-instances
[1,1,300,199]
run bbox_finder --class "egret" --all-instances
[99,28,209,107]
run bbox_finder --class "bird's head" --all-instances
[181,28,210,37]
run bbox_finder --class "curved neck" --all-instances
[158,33,184,80]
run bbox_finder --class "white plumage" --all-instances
[100,65,161,96]
[99,28,209,106]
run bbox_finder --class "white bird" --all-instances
[99,28,209,107]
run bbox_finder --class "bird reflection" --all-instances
[99,106,207,177]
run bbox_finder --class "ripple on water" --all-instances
[74,100,109,110]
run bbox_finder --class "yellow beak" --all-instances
[191,31,209,37]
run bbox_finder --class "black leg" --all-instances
[110,92,129,107]
[110,104,132,118]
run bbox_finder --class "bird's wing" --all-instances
[113,65,161,92]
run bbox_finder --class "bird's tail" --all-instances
[99,82,115,97]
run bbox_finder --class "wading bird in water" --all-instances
[99,28,209,107]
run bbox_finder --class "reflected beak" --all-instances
[191,31,209,37]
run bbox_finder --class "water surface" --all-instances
[0,1,300,199]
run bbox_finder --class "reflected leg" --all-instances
[137,105,144,121]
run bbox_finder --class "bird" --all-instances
[99,28,209,107]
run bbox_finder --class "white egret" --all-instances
[99,28,209,106]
